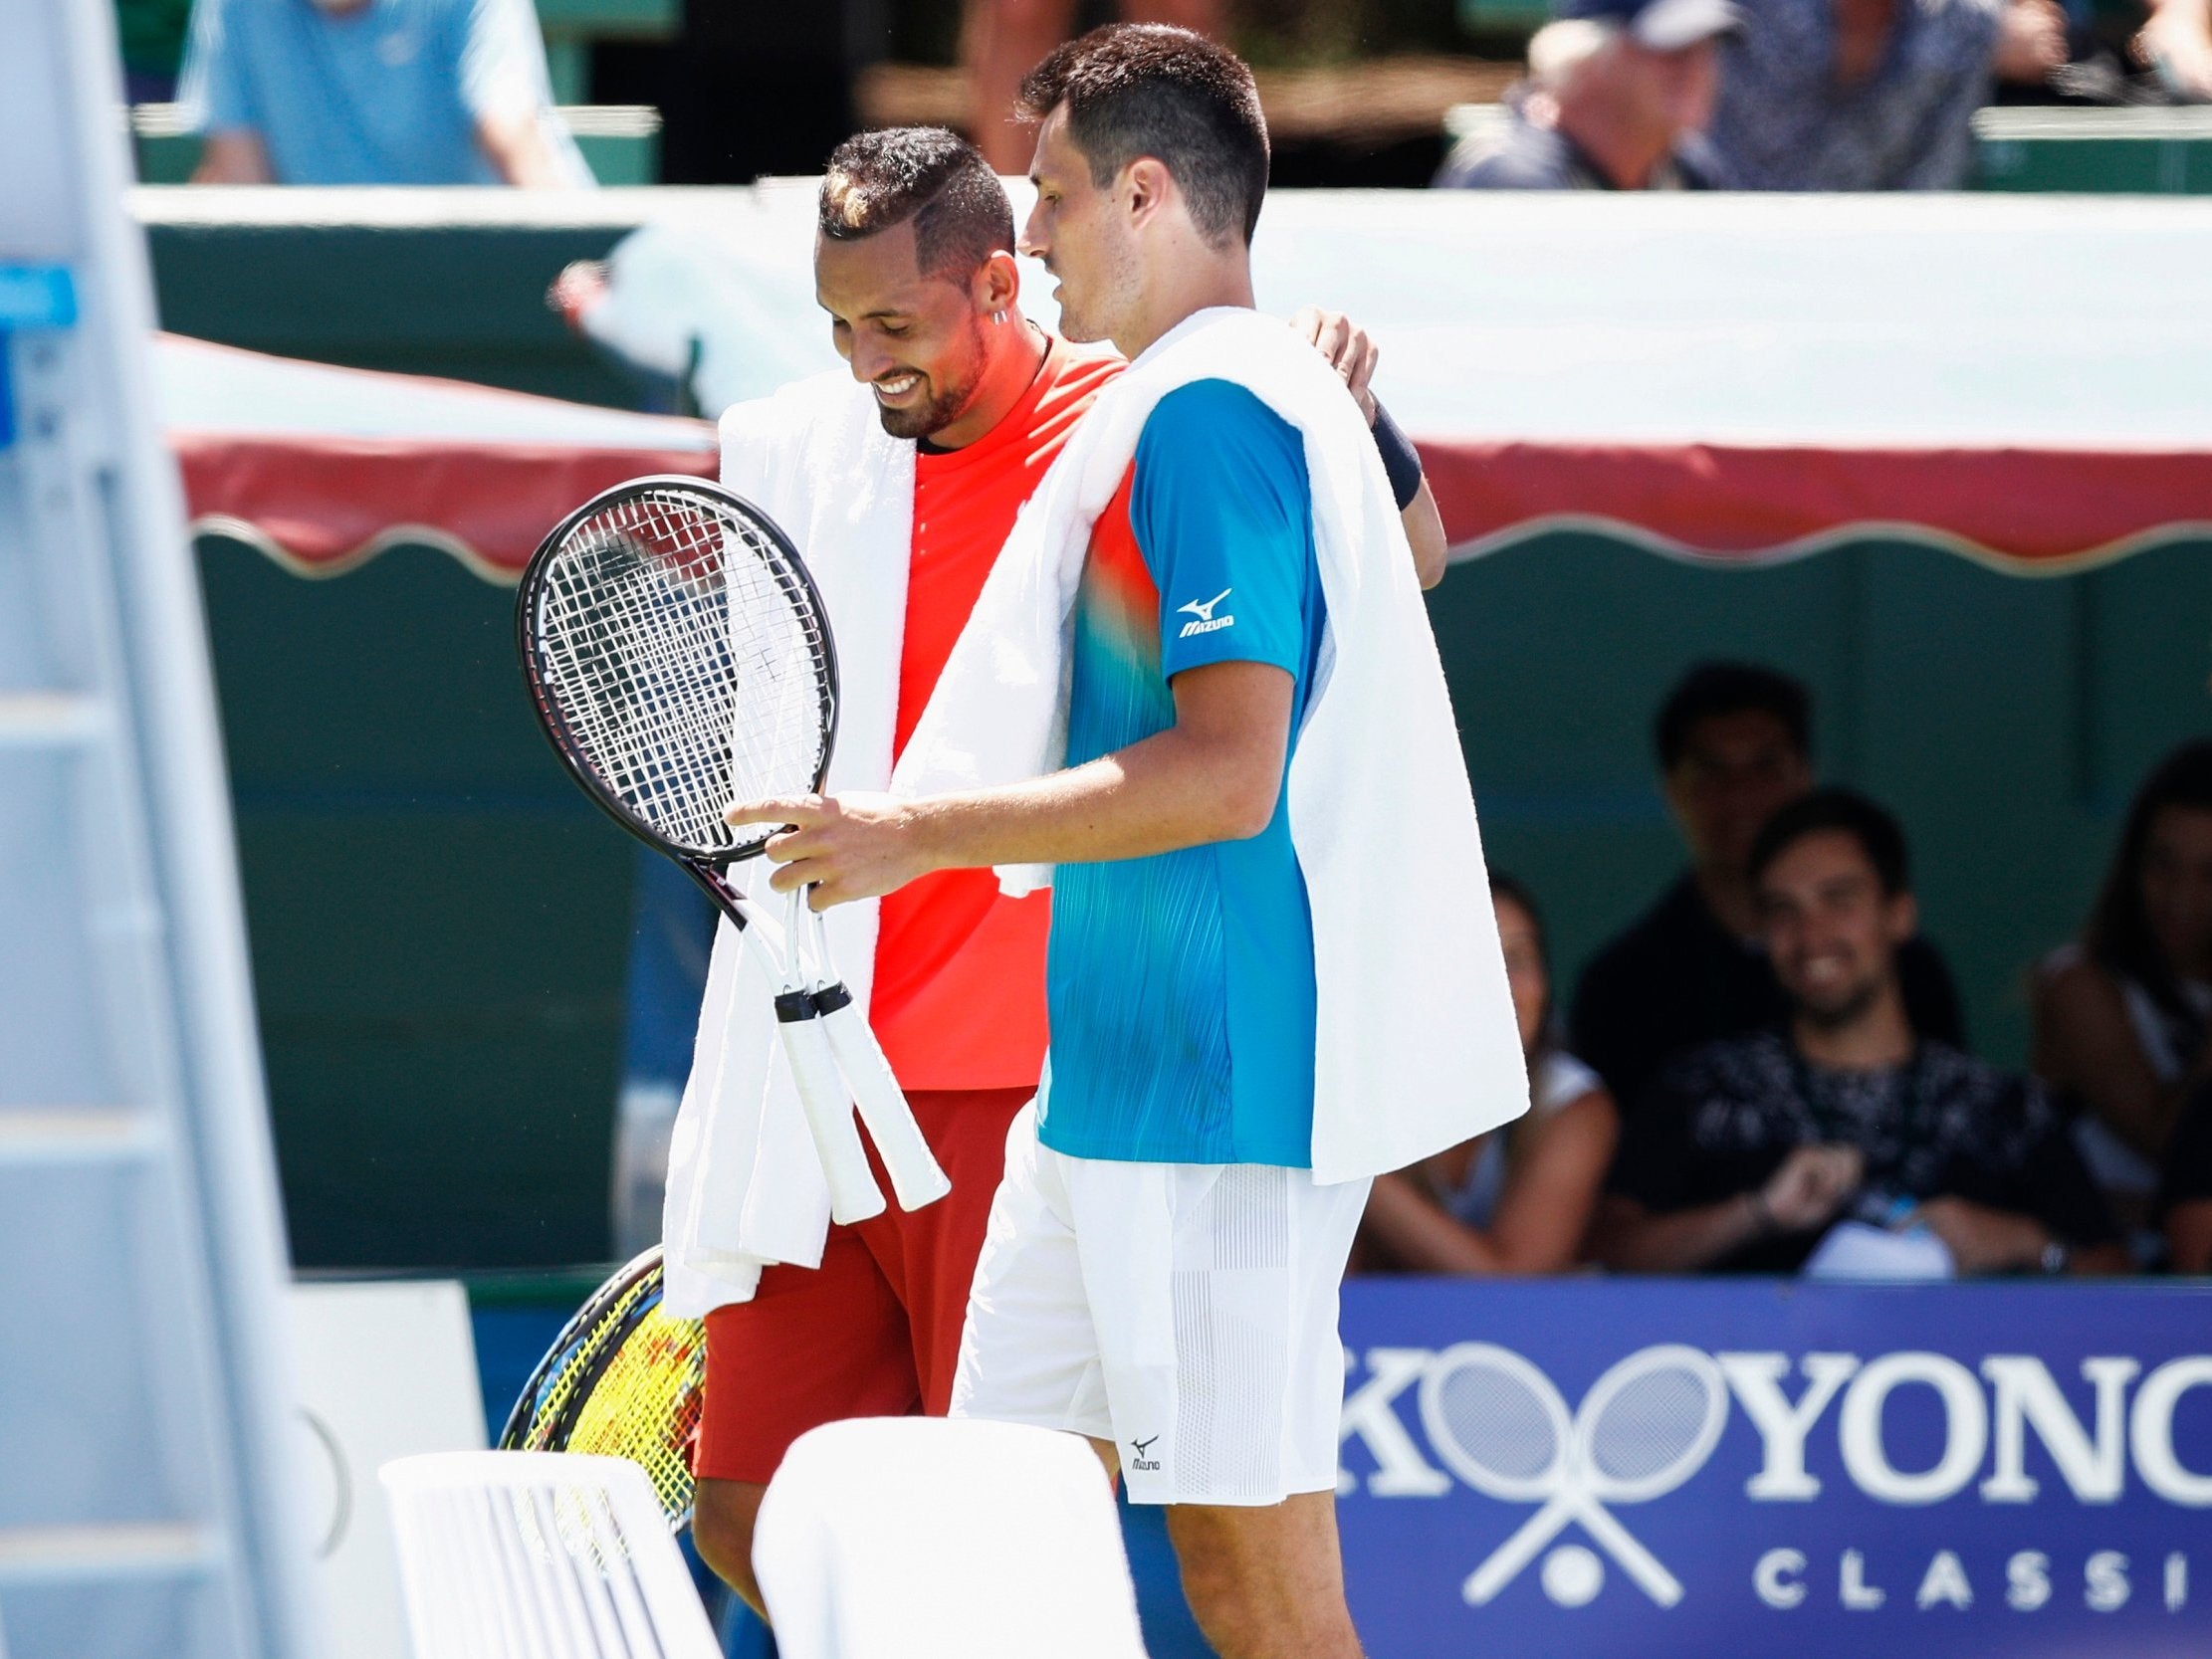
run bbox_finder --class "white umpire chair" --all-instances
[380,1452,720,1659]
[753,1417,1151,1659]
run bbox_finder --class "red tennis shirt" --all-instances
[867,333,1125,1091]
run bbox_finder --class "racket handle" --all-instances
[815,985,952,1212]
[775,992,885,1225]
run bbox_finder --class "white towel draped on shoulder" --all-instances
[892,308,1528,1182]
[661,370,914,1319]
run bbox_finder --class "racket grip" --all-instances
[775,993,886,1225]
[816,985,952,1212]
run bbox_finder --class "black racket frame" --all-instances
[497,1244,669,1453]
[515,475,842,920]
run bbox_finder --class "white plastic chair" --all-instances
[754,1417,1151,1659]
[379,1451,720,1659]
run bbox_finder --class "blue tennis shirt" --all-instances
[1035,379,1327,1168]
[180,0,590,186]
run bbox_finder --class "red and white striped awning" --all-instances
[159,333,715,581]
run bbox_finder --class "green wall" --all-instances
[1430,534,2212,1072]
[198,540,629,1268]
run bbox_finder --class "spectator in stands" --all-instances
[1435,0,1738,189]
[1357,876,1618,1273]
[2033,739,2212,1254]
[1594,790,2125,1276]
[961,0,1228,174]
[2162,1081,2212,1272]
[1570,662,1962,1110]
[177,0,592,186]
[1703,0,2053,188]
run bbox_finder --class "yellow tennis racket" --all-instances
[498,1246,706,1529]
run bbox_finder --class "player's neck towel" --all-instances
[892,308,1529,1182]
[663,370,913,1318]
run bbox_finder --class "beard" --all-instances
[872,316,989,441]
[1789,970,1885,1033]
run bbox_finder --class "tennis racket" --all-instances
[518,477,949,1224]
[499,1247,705,1529]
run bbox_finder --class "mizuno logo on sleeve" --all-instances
[1177,588,1235,637]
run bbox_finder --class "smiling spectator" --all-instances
[1570,662,1963,1112]
[1594,791,2125,1277]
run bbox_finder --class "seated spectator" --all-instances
[1703,0,2039,189]
[1358,876,1619,1274]
[1570,662,1962,1111]
[177,0,592,186]
[2163,1081,2212,1272]
[1434,0,1739,190]
[1594,791,2124,1276]
[2033,739,2212,1252]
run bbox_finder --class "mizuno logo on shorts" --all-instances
[1177,588,1234,638]
[1130,1435,1163,1472]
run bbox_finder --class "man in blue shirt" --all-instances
[728,25,1447,1658]
[178,0,590,186]
[1036,374,1328,1170]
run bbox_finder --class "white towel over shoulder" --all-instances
[661,370,914,1319]
[893,309,1528,1181]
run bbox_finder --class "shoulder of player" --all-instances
[1136,378,1302,466]
[1027,335,1127,428]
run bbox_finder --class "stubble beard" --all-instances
[873,313,990,441]
[1791,970,1886,1035]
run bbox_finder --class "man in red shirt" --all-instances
[688,123,1444,1614]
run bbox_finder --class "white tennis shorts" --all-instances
[949,1102,1371,1507]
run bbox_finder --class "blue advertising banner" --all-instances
[1333,1280,2212,1658]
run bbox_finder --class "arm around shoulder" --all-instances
[1402,479,1447,589]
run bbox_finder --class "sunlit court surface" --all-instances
[9,0,2212,1655]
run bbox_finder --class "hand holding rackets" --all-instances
[518,477,950,1226]
[722,791,937,911]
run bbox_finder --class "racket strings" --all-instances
[533,487,831,856]
[506,1257,707,1531]
[513,1272,660,1449]
[560,1309,705,1525]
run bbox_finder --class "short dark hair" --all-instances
[1015,24,1269,246]
[817,127,1014,281]
[1654,661,1812,772]
[1749,788,1911,898]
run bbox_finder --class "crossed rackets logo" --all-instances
[1416,1343,1729,1609]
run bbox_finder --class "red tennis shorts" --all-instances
[693,1084,1031,1487]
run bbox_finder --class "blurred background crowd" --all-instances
[112,0,2212,193]
[1355,667,2212,1286]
